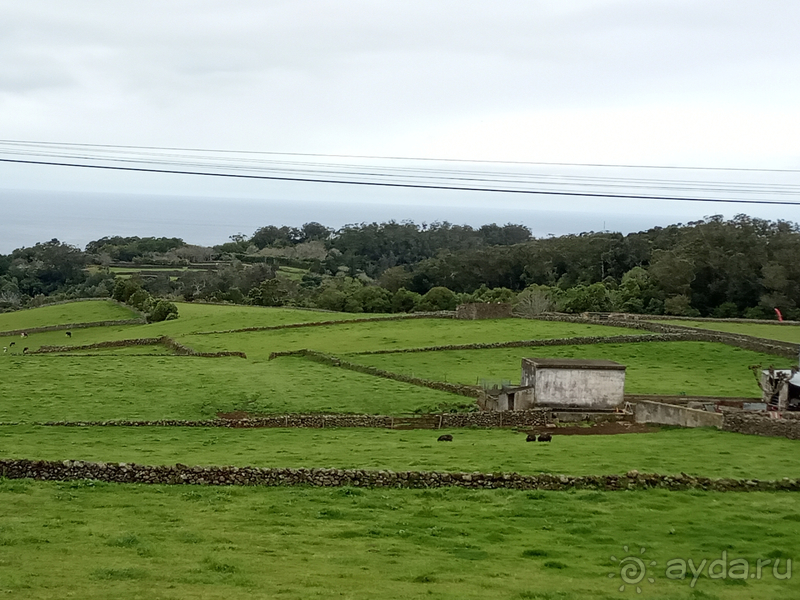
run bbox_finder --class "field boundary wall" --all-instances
[528,314,799,359]
[353,333,691,355]
[269,349,481,398]
[1,458,797,492]
[34,410,550,429]
[721,408,800,440]
[33,336,247,359]
[193,312,455,335]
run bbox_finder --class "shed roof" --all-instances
[523,358,626,371]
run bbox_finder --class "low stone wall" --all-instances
[34,336,247,359]
[37,410,550,429]
[270,349,481,398]
[530,313,799,359]
[194,312,455,335]
[0,318,145,338]
[721,409,800,440]
[633,400,723,428]
[355,333,689,356]
[456,303,513,320]
[2,459,797,492]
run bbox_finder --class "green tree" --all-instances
[416,286,458,312]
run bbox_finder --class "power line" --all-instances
[1,138,799,173]
[3,156,800,207]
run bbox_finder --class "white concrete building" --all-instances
[481,358,626,411]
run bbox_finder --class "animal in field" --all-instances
[526,433,538,442]
[2,347,6,353]
[65,331,72,338]
[10,342,15,347]
[22,347,29,354]
[538,432,552,442]
[20,332,27,338]
[437,434,453,442]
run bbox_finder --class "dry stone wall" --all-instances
[2,459,798,492]
[36,410,550,429]
[721,409,800,440]
[194,312,454,335]
[530,314,799,359]
[355,333,688,355]
[270,349,482,398]
[34,336,247,359]
[456,303,513,320]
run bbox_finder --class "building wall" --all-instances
[533,368,625,408]
[455,303,513,320]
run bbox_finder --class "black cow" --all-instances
[526,433,538,442]
[437,434,453,442]
[66,331,72,338]
[538,433,552,442]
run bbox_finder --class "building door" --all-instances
[507,393,515,411]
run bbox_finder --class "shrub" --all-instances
[148,300,179,323]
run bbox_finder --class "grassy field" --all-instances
[0,300,139,332]
[0,355,462,421]
[3,301,800,598]
[2,426,800,480]
[1,480,798,600]
[181,318,641,359]
[657,319,800,344]
[347,342,784,397]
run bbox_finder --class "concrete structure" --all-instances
[520,358,626,409]
[455,302,513,320]
[481,357,626,411]
[634,400,723,428]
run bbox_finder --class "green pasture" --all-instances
[0,300,138,333]
[347,342,784,397]
[658,319,800,344]
[0,355,459,421]
[181,319,641,359]
[1,480,798,599]
[0,301,380,352]
[2,426,799,480]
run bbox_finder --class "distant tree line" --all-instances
[2,215,800,319]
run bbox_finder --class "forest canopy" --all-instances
[2,216,799,319]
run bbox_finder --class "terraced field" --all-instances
[656,319,800,344]
[2,300,800,599]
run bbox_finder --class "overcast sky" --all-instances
[2,0,799,251]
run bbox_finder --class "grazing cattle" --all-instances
[526,433,538,442]
[538,433,552,442]
[22,347,29,354]
[66,331,72,338]
[20,332,27,338]
[2,347,6,353]
[9,342,15,347]
[437,434,453,442]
